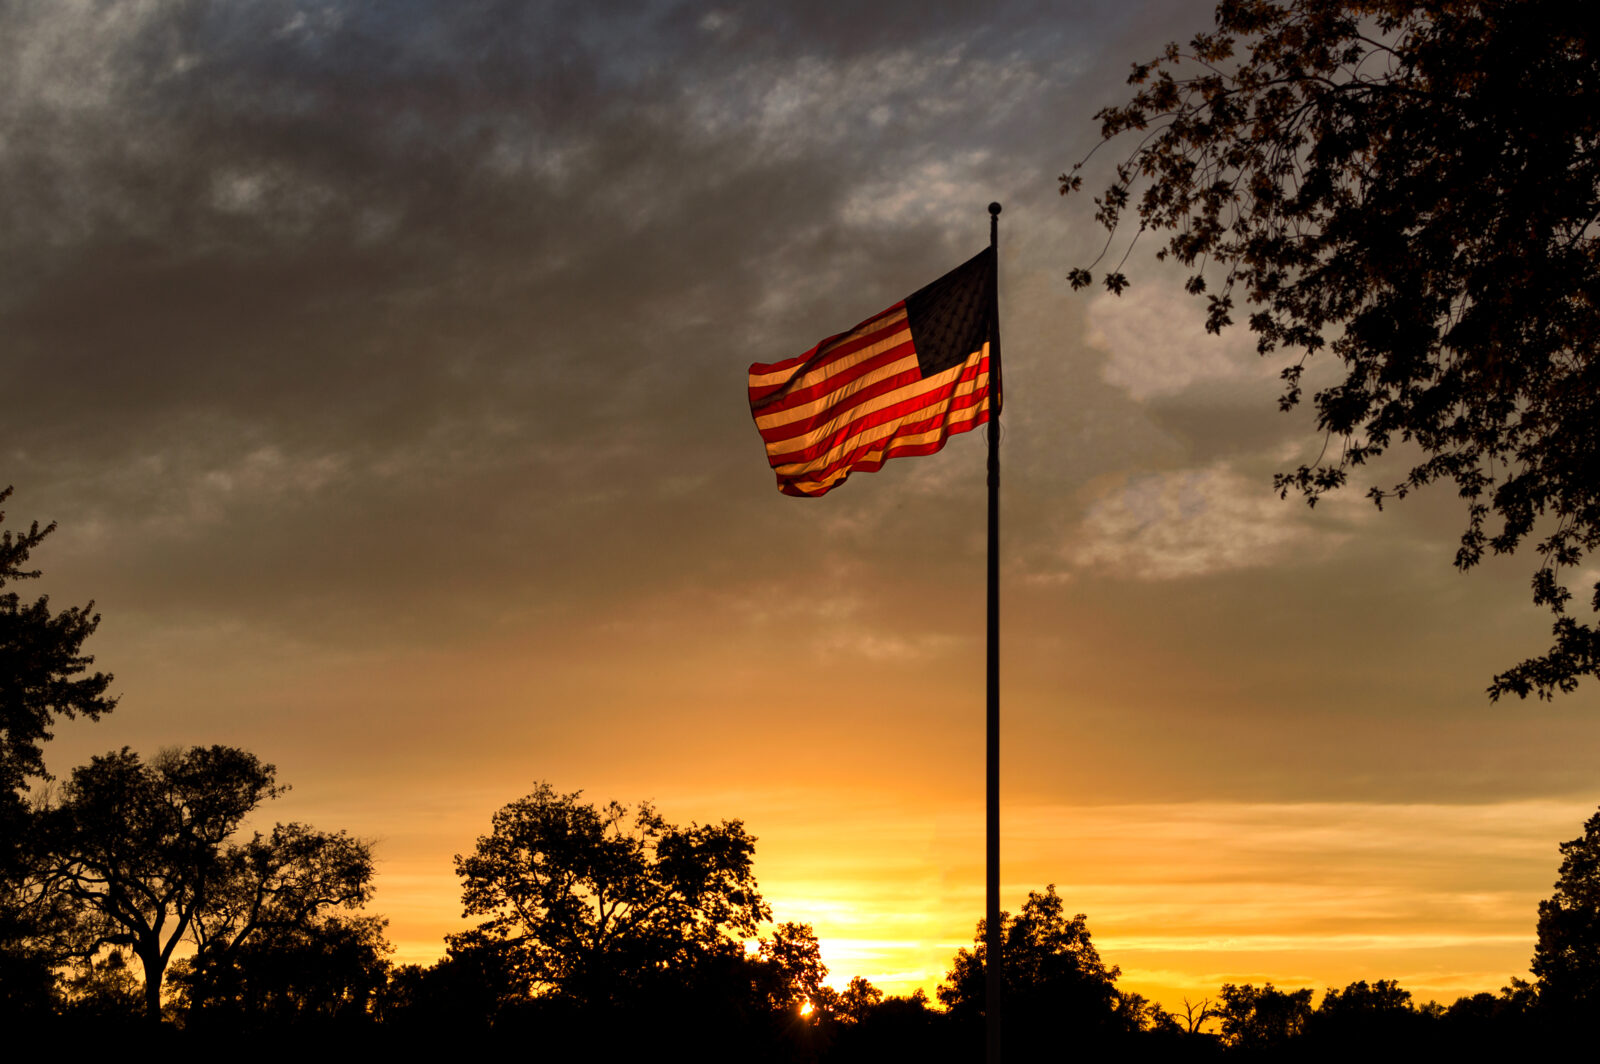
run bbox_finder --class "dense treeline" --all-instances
[6,482,1600,1058]
[14,772,1600,1059]
[13,839,1596,1062]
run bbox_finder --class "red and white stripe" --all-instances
[749,301,991,497]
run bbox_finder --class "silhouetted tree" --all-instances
[451,781,769,1009]
[56,948,142,1027]
[0,812,87,1018]
[1114,988,1178,1033]
[831,987,954,1064]
[1435,980,1546,1056]
[379,936,526,1031]
[1180,995,1220,1034]
[939,885,1127,1051]
[1305,979,1428,1055]
[0,486,115,794]
[1444,992,1499,1025]
[1499,975,1538,1014]
[1217,982,1313,1051]
[44,745,373,1021]
[1533,806,1600,1018]
[1317,978,1412,1015]
[0,486,115,1010]
[756,921,834,1018]
[1067,1,1600,699]
[175,914,392,1029]
[837,975,884,1024]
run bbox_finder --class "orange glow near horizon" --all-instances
[361,785,1578,1015]
[35,537,1599,1023]
[150,619,1579,1018]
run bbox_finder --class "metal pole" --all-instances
[985,200,1003,1064]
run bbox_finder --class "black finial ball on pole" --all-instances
[988,201,1002,216]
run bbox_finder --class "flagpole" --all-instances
[985,201,1004,1064]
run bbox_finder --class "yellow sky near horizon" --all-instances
[356,790,1582,1013]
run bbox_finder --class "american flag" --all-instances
[748,248,997,498]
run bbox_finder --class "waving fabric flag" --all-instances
[748,247,998,497]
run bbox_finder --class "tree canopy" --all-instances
[451,781,769,1007]
[0,486,114,1011]
[0,485,115,792]
[1066,0,1600,699]
[939,884,1135,1050]
[45,745,374,1021]
[174,914,394,1029]
[1217,982,1313,1050]
[1532,805,1600,1017]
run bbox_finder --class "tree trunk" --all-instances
[136,947,165,1023]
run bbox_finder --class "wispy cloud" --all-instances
[1086,282,1273,401]
[1069,462,1347,580]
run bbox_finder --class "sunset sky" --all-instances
[7,0,1600,1012]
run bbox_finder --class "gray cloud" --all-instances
[8,0,1590,805]
[2,0,1106,644]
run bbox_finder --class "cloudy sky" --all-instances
[7,0,1599,1010]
